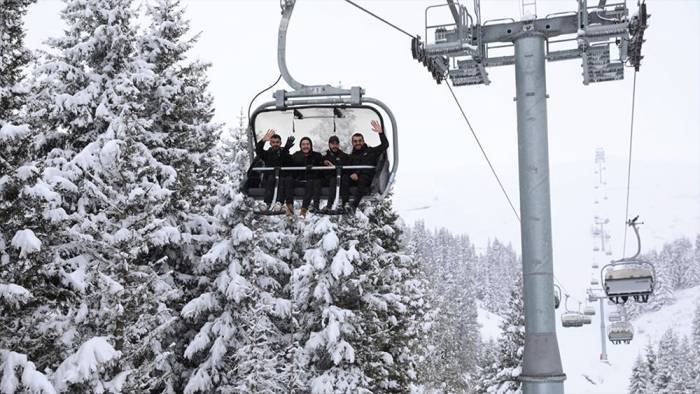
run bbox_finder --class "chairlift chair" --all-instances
[561,296,585,328]
[608,321,634,344]
[561,312,585,328]
[243,0,398,213]
[554,284,561,309]
[584,306,596,316]
[588,292,598,303]
[590,277,600,286]
[592,261,599,269]
[582,315,592,325]
[601,218,655,304]
[608,311,621,322]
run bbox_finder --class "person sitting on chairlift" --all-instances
[348,120,389,210]
[322,135,351,211]
[289,137,324,218]
[255,129,294,213]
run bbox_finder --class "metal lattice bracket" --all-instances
[413,0,648,86]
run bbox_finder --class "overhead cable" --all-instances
[343,0,416,39]
[446,82,522,223]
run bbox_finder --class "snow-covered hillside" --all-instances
[477,304,504,342]
[478,286,700,393]
[560,286,700,393]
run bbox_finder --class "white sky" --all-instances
[25,0,699,326]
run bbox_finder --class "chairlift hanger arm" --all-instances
[277,0,363,101]
[446,0,461,26]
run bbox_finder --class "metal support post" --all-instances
[599,297,608,362]
[514,32,566,394]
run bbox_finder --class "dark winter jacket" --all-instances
[290,150,324,180]
[255,138,292,168]
[323,149,351,168]
[350,131,389,175]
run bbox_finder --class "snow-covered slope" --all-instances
[477,303,504,342]
[560,286,700,393]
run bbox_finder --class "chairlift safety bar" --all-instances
[250,165,376,172]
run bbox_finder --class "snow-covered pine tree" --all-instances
[659,238,694,290]
[120,1,224,390]
[642,342,657,394]
[0,0,34,121]
[473,340,499,394]
[670,336,695,394]
[291,200,428,393]
[0,0,37,315]
[475,275,524,394]
[691,303,700,390]
[3,1,148,390]
[628,353,651,394]
[180,127,294,393]
[2,0,223,390]
[654,329,680,394]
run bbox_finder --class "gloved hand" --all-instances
[284,136,295,150]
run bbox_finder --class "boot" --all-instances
[285,202,294,217]
[300,207,308,218]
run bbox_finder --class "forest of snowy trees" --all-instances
[406,222,522,393]
[0,0,434,392]
[627,303,700,393]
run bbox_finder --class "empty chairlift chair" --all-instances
[561,296,585,328]
[608,321,634,344]
[601,218,655,304]
[608,311,621,322]
[584,306,596,316]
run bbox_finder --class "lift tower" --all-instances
[412,1,648,393]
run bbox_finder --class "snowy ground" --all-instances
[561,286,700,393]
[479,286,700,393]
[477,303,504,342]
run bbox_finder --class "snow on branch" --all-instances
[181,292,220,320]
[0,283,32,309]
[10,230,41,258]
[51,337,121,392]
[0,350,55,394]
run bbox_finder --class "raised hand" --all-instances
[263,129,275,141]
[370,120,383,134]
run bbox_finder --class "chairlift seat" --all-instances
[582,315,592,324]
[561,313,584,328]
[608,321,634,344]
[603,260,655,304]
[584,306,596,316]
[608,312,621,322]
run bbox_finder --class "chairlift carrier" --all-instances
[244,0,399,204]
[601,218,655,304]
[561,295,585,328]
[608,321,634,344]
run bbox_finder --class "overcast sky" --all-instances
[25,0,699,309]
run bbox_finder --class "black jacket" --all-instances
[323,149,351,167]
[255,139,292,168]
[290,150,324,180]
[350,132,389,173]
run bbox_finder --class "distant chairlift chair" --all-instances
[608,321,634,344]
[601,218,655,304]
